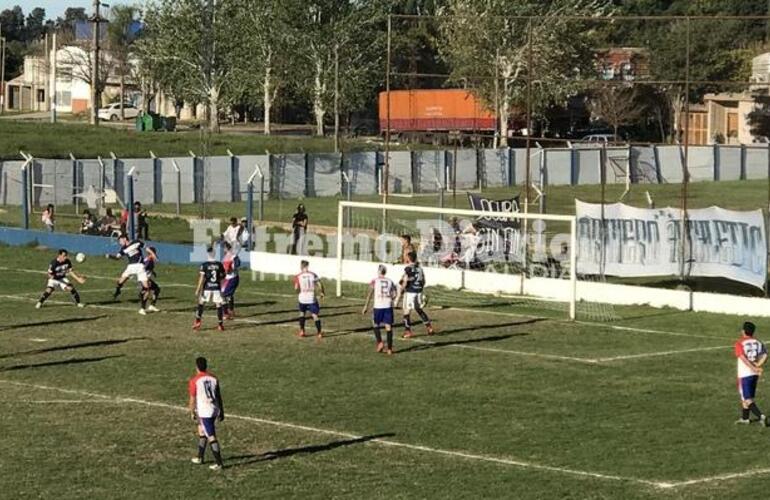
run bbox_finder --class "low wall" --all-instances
[248,250,770,318]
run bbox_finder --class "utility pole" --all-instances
[50,31,57,123]
[334,42,340,154]
[1,24,6,115]
[90,0,104,126]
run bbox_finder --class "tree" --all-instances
[107,4,141,119]
[588,85,644,140]
[437,0,613,145]
[285,0,386,136]
[25,7,47,41]
[139,0,243,132]
[747,93,770,140]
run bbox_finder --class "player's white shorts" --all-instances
[121,263,148,282]
[200,290,223,305]
[46,278,72,290]
[402,292,426,312]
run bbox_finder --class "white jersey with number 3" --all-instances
[295,271,320,304]
[371,277,396,309]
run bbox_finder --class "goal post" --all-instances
[335,200,578,320]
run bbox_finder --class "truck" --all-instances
[378,89,497,144]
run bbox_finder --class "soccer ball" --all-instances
[75,252,86,263]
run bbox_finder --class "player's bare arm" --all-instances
[69,271,87,284]
[739,354,761,374]
[188,394,196,421]
[215,385,224,421]
[362,287,373,314]
[317,281,325,300]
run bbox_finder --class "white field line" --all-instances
[595,345,730,363]
[3,399,123,404]
[0,379,661,488]
[28,338,49,343]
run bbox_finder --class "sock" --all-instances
[151,282,160,304]
[38,289,52,304]
[140,289,148,309]
[386,329,393,350]
[404,315,412,330]
[742,408,751,420]
[197,436,207,460]
[315,319,322,334]
[70,288,81,304]
[374,327,382,343]
[416,308,431,326]
[210,440,223,466]
[749,402,763,419]
[196,304,204,320]
[114,283,123,297]
[228,296,234,314]
[216,306,224,325]
[299,316,306,331]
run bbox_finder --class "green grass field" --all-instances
[1,246,770,499]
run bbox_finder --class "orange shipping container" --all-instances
[378,89,496,133]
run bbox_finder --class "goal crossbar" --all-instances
[335,201,578,320]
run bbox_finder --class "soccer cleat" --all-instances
[735,418,752,425]
[191,458,203,465]
[402,330,414,339]
[35,302,42,309]
[316,332,323,341]
[112,291,121,301]
[217,324,225,332]
[193,319,202,331]
[77,303,85,308]
[138,308,147,316]
[386,349,394,356]
[761,415,769,427]
[426,325,435,336]
[298,330,306,338]
[376,341,384,353]
[147,305,160,313]
[226,311,234,320]
[209,464,222,471]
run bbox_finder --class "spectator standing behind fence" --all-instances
[41,204,55,232]
[134,202,150,240]
[80,210,97,235]
[99,208,119,236]
[291,204,308,255]
[400,235,415,264]
[239,218,251,250]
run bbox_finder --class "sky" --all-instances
[0,1,95,19]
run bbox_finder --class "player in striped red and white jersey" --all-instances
[188,357,225,470]
[294,260,324,339]
[735,322,769,426]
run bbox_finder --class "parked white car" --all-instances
[581,134,620,144]
[98,102,140,121]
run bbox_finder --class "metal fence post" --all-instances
[246,168,258,251]
[171,160,181,216]
[127,166,136,240]
[70,152,79,214]
[341,171,352,229]
[253,162,265,222]
[20,161,29,229]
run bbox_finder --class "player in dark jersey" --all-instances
[143,246,161,312]
[106,234,152,315]
[194,247,226,331]
[395,251,434,338]
[36,249,87,309]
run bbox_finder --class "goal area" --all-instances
[334,200,579,320]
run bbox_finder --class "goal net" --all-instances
[334,200,581,320]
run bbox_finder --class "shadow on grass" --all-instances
[0,314,109,332]
[0,337,146,359]
[241,310,358,327]
[0,354,125,372]
[225,433,395,469]
[433,318,546,336]
[397,334,521,354]
[239,304,357,318]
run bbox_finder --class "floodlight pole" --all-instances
[50,31,57,123]
[91,0,105,126]
[679,17,691,284]
[126,166,136,240]
[522,19,533,295]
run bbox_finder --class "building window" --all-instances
[37,89,45,103]
[688,112,707,145]
[57,90,71,107]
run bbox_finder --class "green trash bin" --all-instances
[164,116,177,132]
[142,113,154,131]
[135,114,145,132]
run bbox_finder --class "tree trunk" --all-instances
[263,62,272,136]
[313,58,326,136]
[120,74,125,120]
[499,76,511,142]
[209,86,220,133]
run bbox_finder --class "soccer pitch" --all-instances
[1,246,769,499]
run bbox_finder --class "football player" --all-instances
[142,246,161,312]
[220,242,240,320]
[395,251,434,338]
[106,234,151,315]
[294,260,324,339]
[362,264,397,355]
[194,247,226,331]
[36,249,86,309]
[735,321,769,426]
[188,357,225,470]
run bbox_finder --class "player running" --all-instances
[36,249,86,309]
[294,260,324,339]
[362,264,397,355]
[221,241,240,320]
[142,246,161,312]
[735,321,769,426]
[106,234,151,315]
[396,251,434,338]
[188,357,225,470]
[194,247,226,332]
